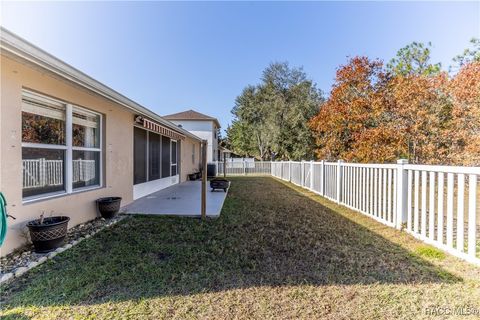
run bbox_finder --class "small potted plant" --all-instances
[27,211,70,253]
[96,197,122,219]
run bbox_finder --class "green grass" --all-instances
[414,246,446,260]
[1,177,479,319]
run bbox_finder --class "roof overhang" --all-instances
[0,27,202,142]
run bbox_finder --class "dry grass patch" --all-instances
[1,177,479,319]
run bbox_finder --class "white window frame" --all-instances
[71,105,103,193]
[22,90,103,203]
[171,139,178,176]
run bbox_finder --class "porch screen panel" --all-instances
[161,136,171,178]
[134,127,147,184]
[148,132,161,181]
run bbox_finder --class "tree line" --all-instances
[226,63,323,160]
[226,39,480,165]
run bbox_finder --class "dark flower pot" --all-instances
[210,178,230,192]
[27,216,70,253]
[96,197,122,219]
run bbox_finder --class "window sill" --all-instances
[72,185,104,195]
[22,185,104,205]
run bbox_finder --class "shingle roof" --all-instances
[164,109,221,128]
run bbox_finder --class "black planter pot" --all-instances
[210,178,230,192]
[27,216,70,253]
[96,197,122,219]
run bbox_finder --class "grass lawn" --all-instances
[1,177,479,319]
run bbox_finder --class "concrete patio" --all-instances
[121,181,228,217]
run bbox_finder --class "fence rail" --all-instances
[216,160,271,176]
[218,159,480,265]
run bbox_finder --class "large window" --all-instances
[21,91,102,200]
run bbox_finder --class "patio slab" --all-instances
[121,181,227,217]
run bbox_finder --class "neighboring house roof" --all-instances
[164,109,221,128]
[0,27,202,142]
[219,146,233,153]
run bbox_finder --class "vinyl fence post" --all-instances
[201,140,207,220]
[310,160,314,190]
[288,161,292,182]
[223,153,227,178]
[336,160,343,203]
[321,160,325,196]
[243,159,246,176]
[396,159,409,229]
[301,160,305,187]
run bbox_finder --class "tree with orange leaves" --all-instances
[387,73,453,164]
[447,61,480,165]
[310,57,405,162]
[310,55,469,164]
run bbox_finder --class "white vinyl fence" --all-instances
[218,159,480,265]
[276,160,480,265]
[23,159,96,189]
[216,159,272,176]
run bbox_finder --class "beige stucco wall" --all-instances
[0,55,135,256]
[179,136,202,182]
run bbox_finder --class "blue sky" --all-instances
[2,1,479,131]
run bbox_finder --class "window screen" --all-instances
[161,136,171,178]
[134,127,147,184]
[148,132,161,181]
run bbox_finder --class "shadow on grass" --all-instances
[1,177,461,310]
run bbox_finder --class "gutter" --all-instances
[0,27,202,142]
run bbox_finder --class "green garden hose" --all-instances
[0,192,9,246]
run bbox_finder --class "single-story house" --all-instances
[0,28,203,256]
